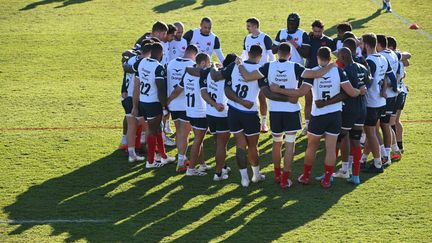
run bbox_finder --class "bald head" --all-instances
[337,47,353,65]
[173,22,184,41]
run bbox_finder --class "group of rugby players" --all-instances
[119,12,411,189]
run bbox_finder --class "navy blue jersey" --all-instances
[306,34,335,68]
[343,62,369,111]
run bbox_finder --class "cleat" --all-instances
[163,134,176,146]
[260,123,269,133]
[213,174,229,181]
[391,152,402,162]
[176,164,187,173]
[186,168,207,176]
[347,175,361,185]
[160,155,176,165]
[332,169,350,179]
[382,156,392,167]
[241,177,250,187]
[251,173,265,183]
[363,164,384,173]
[298,174,310,185]
[155,153,161,162]
[315,174,333,183]
[198,164,212,172]
[145,161,164,169]
[128,155,145,163]
[222,166,231,175]
[280,178,293,189]
[320,179,332,188]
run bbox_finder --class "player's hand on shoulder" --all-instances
[315,99,327,108]
[235,57,243,66]
[215,63,223,69]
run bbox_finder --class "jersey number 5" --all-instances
[321,91,330,101]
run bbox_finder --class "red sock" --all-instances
[281,170,290,183]
[352,145,362,176]
[274,167,281,181]
[146,134,156,163]
[155,132,167,159]
[135,125,142,150]
[303,164,313,180]
[324,164,334,184]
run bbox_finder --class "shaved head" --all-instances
[337,47,353,65]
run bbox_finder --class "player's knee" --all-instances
[235,148,248,169]
[380,115,391,124]
[349,129,362,141]
[272,134,283,143]
[284,134,296,143]
[337,132,346,143]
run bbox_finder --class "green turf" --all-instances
[1,0,431,242]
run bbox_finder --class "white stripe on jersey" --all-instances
[267,60,301,112]
[228,63,262,112]
[365,54,388,108]
[204,73,228,117]
[182,73,206,118]
[166,57,195,111]
[125,56,138,97]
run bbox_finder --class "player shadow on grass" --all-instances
[4,136,380,242]
[20,0,92,11]
[152,0,236,14]
[324,9,382,37]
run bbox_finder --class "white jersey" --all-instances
[161,41,170,66]
[365,54,391,108]
[274,28,310,65]
[199,69,228,117]
[125,55,138,97]
[243,32,273,65]
[398,60,408,93]
[336,39,363,57]
[186,28,220,56]
[304,66,349,116]
[134,58,165,103]
[379,50,399,98]
[261,60,304,112]
[179,72,206,118]
[223,62,265,112]
[166,57,195,111]
[169,38,188,61]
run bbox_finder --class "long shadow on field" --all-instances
[4,136,380,242]
[324,9,382,37]
[20,0,92,11]
[153,0,197,14]
[193,0,236,10]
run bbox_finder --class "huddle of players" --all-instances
[120,14,411,188]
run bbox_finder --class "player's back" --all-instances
[228,62,262,112]
[365,53,388,108]
[137,58,163,103]
[166,57,195,111]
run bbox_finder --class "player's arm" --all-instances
[238,60,265,81]
[155,65,167,108]
[301,63,336,79]
[186,66,202,77]
[212,62,235,81]
[214,36,225,63]
[270,82,312,98]
[264,35,276,61]
[167,73,185,106]
[315,92,348,108]
[121,72,128,99]
[292,32,311,58]
[132,75,140,116]
[400,51,411,61]
[339,69,363,97]
[271,30,282,54]
[385,60,398,92]
[183,30,193,44]
[224,79,253,109]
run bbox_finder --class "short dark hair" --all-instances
[337,22,352,33]
[246,17,260,28]
[248,44,263,58]
[376,34,387,49]
[151,42,163,57]
[152,21,168,33]
[195,53,210,64]
[185,44,198,54]
[150,37,161,43]
[201,17,212,24]
[140,39,154,53]
[278,42,291,55]
[342,31,356,42]
[317,46,331,61]
[311,19,324,29]
[387,36,397,49]
[223,53,238,67]
[362,33,377,49]
[167,24,177,35]
[343,38,357,54]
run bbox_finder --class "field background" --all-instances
[0,0,431,242]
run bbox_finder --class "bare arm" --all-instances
[261,86,295,102]
[167,85,183,106]
[156,78,167,107]
[123,62,135,73]
[224,86,253,109]
[211,68,224,81]
[301,63,336,79]
[201,89,217,107]
[132,76,140,116]
[238,64,264,81]
[315,92,349,108]
[400,52,411,61]
[270,83,311,98]
[341,82,361,97]
[186,67,201,77]
[297,45,311,58]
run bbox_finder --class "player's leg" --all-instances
[321,133,339,188]
[333,130,350,179]
[213,131,230,181]
[390,115,402,161]
[234,132,250,187]
[269,112,283,183]
[174,118,190,172]
[280,132,296,189]
[380,115,392,166]
[119,116,128,150]
[145,114,164,168]
[395,109,404,153]
[364,123,384,173]
[126,115,144,162]
[348,126,363,184]
[246,133,264,183]
[186,118,207,176]
[258,91,268,133]
[301,90,312,136]
[299,133,320,184]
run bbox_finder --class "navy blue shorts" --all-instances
[171,111,188,122]
[308,111,342,136]
[122,97,133,115]
[228,107,260,136]
[207,115,229,134]
[365,106,385,126]
[341,106,366,130]
[138,102,162,120]
[395,92,407,111]
[187,116,208,131]
[269,111,302,135]
[384,97,397,115]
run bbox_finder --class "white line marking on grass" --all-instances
[371,0,432,40]
[0,219,112,225]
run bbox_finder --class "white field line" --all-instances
[371,0,432,40]
[0,219,112,225]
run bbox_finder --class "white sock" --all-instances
[341,161,349,172]
[121,135,127,145]
[252,165,261,177]
[360,133,366,144]
[385,148,391,158]
[178,154,185,166]
[380,145,386,156]
[240,168,249,180]
[361,154,368,163]
[305,120,310,127]
[374,158,382,168]
[348,155,353,171]
[392,144,400,153]
[128,147,136,157]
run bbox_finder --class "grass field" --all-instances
[1,0,432,242]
